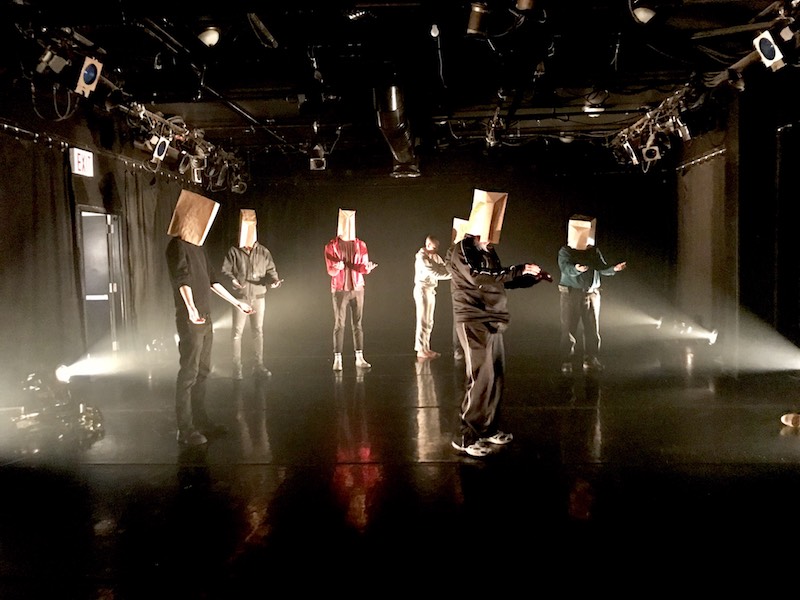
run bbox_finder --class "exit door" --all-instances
[80,210,127,354]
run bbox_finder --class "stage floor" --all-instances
[2,331,800,596]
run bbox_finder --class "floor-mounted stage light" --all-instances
[75,56,103,97]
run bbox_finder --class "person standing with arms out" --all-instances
[413,234,451,359]
[449,189,551,457]
[222,209,283,380]
[165,190,254,447]
[557,214,626,375]
[324,208,378,372]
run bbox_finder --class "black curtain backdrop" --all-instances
[0,136,83,387]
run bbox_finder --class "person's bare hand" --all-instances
[576,264,589,273]
[522,263,541,276]
[238,302,255,315]
[614,261,627,272]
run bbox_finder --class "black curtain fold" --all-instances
[0,136,84,386]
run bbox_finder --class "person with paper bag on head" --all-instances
[413,234,451,359]
[324,209,377,372]
[222,209,283,380]
[557,214,626,374]
[448,189,551,458]
[166,190,255,447]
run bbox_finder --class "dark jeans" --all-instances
[332,289,364,353]
[559,285,601,362]
[175,316,213,433]
[455,321,506,441]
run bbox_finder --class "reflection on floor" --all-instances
[2,333,800,595]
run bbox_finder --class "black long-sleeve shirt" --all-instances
[166,237,220,318]
[447,235,538,325]
[557,245,617,292]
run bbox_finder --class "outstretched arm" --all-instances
[211,282,254,314]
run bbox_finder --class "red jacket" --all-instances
[324,237,371,293]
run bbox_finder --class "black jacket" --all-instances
[447,235,540,325]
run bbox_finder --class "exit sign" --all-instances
[69,147,94,177]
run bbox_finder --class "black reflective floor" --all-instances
[2,327,800,597]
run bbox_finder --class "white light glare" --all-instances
[55,364,71,383]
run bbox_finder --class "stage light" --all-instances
[178,152,191,174]
[190,157,205,184]
[230,172,248,194]
[582,103,605,117]
[752,23,800,72]
[467,2,491,36]
[669,115,691,140]
[631,2,657,25]
[582,89,608,118]
[36,49,68,75]
[642,133,661,163]
[151,136,171,163]
[753,29,786,70]
[55,364,72,383]
[390,161,421,178]
[198,26,221,47]
[621,138,640,165]
[309,143,327,170]
[75,56,103,98]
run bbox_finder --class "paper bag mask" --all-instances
[167,189,220,246]
[451,217,469,245]
[567,215,596,250]
[238,209,258,248]
[337,209,357,241]
[466,189,507,244]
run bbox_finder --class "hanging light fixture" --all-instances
[198,26,221,47]
[467,2,492,36]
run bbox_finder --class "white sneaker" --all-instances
[479,431,513,445]
[332,354,342,371]
[781,413,800,427]
[355,351,371,368]
[451,436,492,458]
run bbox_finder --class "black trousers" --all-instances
[559,285,601,362]
[175,316,213,433]
[332,289,365,354]
[455,321,506,441]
